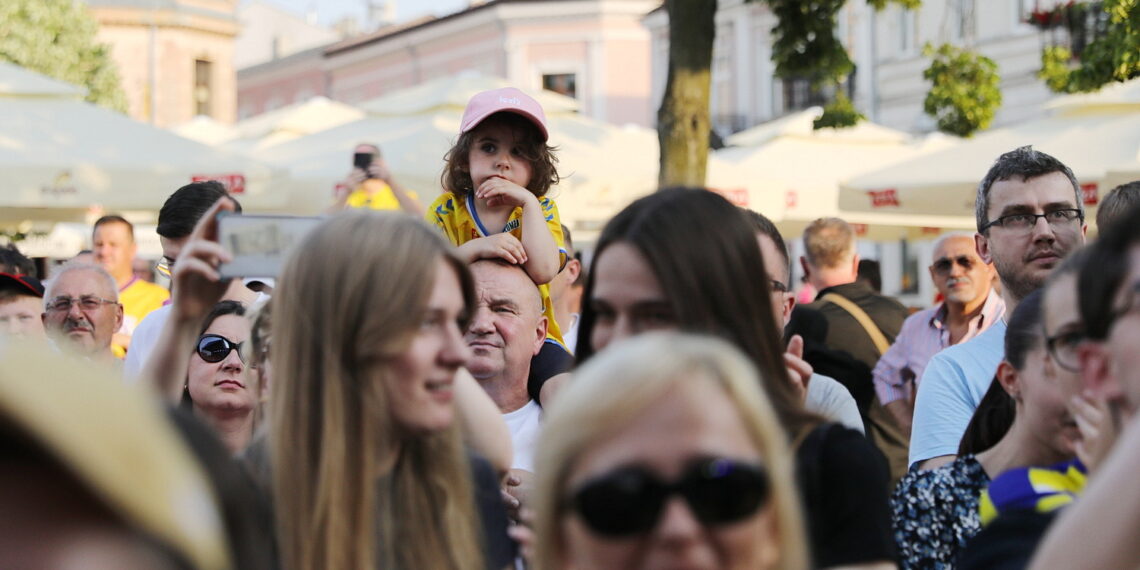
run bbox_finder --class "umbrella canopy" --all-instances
[249,73,774,241]
[840,78,1140,223]
[0,63,288,228]
[715,108,967,240]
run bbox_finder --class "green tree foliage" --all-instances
[0,0,127,111]
[923,43,1002,137]
[657,0,717,187]
[757,0,919,129]
[815,92,867,129]
[1037,0,1140,93]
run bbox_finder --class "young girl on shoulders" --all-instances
[427,87,573,394]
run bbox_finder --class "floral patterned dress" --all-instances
[891,455,990,569]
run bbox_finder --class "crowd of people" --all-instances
[3,86,1140,570]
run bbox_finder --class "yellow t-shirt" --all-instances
[115,278,170,358]
[426,192,568,346]
[345,180,418,211]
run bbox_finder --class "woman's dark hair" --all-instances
[958,289,1045,455]
[440,112,560,197]
[576,187,818,437]
[1004,288,1045,370]
[183,300,248,408]
[958,377,1015,456]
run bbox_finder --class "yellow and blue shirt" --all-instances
[978,459,1088,526]
[426,192,568,346]
[115,277,170,358]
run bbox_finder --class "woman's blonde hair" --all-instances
[269,211,483,570]
[534,332,809,570]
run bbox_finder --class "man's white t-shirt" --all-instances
[503,399,542,472]
[123,304,171,382]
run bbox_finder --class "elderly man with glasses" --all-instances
[873,233,1004,439]
[910,146,1088,472]
[41,263,123,365]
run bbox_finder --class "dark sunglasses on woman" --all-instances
[196,334,246,364]
[567,457,771,537]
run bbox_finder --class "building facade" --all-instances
[646,0,1064,137]
[238,0,658,127]
[86,0,239,127]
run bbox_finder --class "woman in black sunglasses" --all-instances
[534,332,808,570]
[571,188,894,569]
[184,300,260,454]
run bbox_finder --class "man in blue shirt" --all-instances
[910,146,1087,470]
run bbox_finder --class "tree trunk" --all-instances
[656,0,717,188]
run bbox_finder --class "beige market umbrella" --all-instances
[839,78,1140,224]
[0,62,289,229]
[716,108,968,240]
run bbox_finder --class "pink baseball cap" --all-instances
[460,87,549,141]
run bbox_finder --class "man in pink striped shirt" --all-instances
[873,233,1005,437]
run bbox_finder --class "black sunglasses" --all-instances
[196,334,246,364]
[567,457,770,537]
[932,255,977,275]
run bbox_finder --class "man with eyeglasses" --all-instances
[123,181,249,381]
[873,233,1004,439]
[745,210,864,433]
[911,146,1087,471]
[41,263,123,364]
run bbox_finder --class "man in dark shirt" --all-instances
[793,217,909,482]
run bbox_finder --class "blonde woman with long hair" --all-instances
[269,210,512,570]
[534,332,809,570]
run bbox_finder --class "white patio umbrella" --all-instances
[839,78,1140,223]
[0,62,289,228]
[250,73,770,241]
[715,108,968,240]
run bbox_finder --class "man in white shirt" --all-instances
[466,260,547,472]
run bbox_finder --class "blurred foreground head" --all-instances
[535,332,808,570]
[0,343,231,569]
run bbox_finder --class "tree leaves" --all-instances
[0,0,127,112]
[922,43,1002,137]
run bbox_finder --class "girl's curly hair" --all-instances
[440,112,560,197]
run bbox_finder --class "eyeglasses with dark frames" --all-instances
[1043,326,1085,372]
[980,209,1082,233]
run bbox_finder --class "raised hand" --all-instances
[475,176,534,209]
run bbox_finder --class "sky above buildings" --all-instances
[257,0,471,27]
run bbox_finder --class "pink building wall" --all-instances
[237,0,657,127]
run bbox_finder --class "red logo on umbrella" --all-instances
[868,189,900,208]
[192,173,246,194]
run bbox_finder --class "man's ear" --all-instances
[799,256,811,280]
[781,292,795,327]
[566,258,581,281]
[113,304,124,333]
[533,315,547,356]
[850,253,861,280]
[975,232,993,264]
[996,360,1020,401]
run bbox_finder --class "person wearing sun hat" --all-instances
[0,344,232,569]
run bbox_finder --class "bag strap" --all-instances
[820,293,891,356]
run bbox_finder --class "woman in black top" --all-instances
[575,188,895,569]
